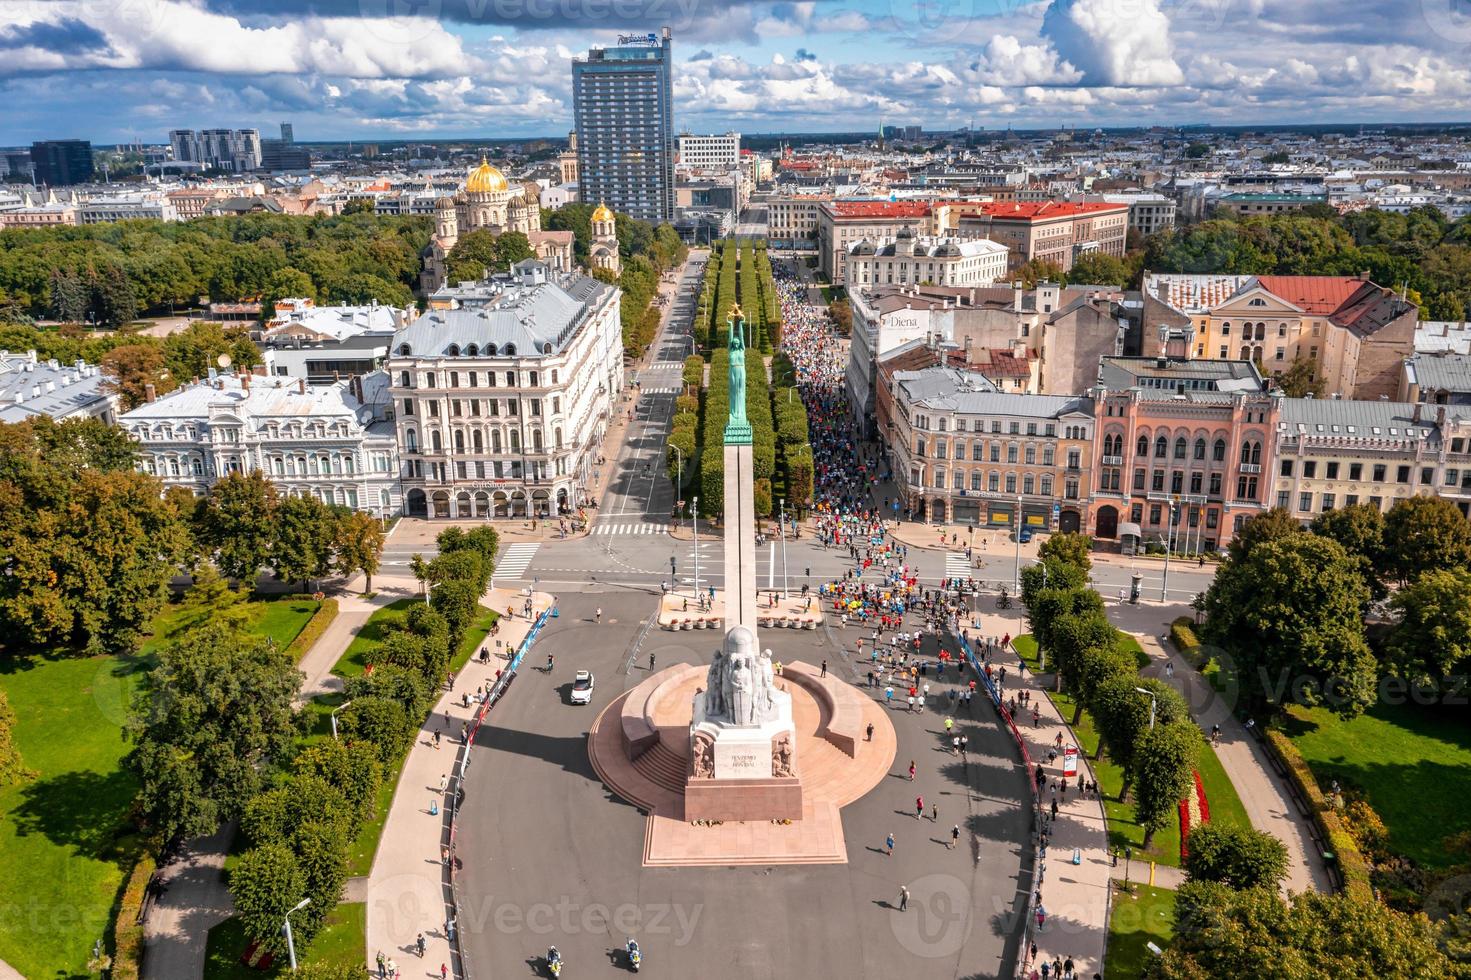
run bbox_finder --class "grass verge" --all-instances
[203,902,366,979]
[1104,882,1176,978]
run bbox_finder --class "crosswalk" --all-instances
[637,386,680,394]
[591,522,668,536]
[945,552,972,580]
[645,361,682,370]
[494,543,540,580]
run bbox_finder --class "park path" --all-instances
[0,957,22,979]
[971,605,1113,980]
[364,586,554,980]
[141,570,420,980]
[1116,610,1334,896]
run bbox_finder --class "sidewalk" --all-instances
[971,605,1112,979]
[364,586,555,979]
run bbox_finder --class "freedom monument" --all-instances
[587,306,893,863]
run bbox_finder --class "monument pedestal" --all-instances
[685,682,802,822]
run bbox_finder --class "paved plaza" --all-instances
[455,591,1034,978]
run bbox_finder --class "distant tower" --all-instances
[589,202,621,276]
[435,195,458,248]
[280,122,294,143]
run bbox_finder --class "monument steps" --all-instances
[632,741,688,793]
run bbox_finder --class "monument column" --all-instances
[722,306,758,633]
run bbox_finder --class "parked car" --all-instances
[571,670,595,705]
[1018,528,1033,544]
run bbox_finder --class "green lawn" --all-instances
[142,595,321,657]
[203,902,365,978]
[334,597,417,678]
[1284,700,1471,869]
[1105,883,1176,979]
[1012,632,1145,676]
[1195,740,1250,833]
[0,653,147,977]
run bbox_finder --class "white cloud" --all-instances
[1040,0,1183,86]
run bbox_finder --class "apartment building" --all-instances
[946,200,1129,272]
[844,231,1008,289]
[677,132,740,168]
[767,193,831,249]
[817,200,941,281]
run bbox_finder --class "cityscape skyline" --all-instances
[6,0,1471,144]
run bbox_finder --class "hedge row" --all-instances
[1263,727,1374,899]
[108,850,157,980]
[284,598,339,662]
[753,242,782,348]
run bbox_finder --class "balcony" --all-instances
[1102,455,1123,466]
[1239,463,1262,474]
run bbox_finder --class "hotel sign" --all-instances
[617,33,658,45]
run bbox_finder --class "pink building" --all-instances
[1089,356,1278,553]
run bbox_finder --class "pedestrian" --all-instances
[908,760,916,781]
[438,773,448,793]
[931,802,938,822]
[952,735,961,755]
[1165,660,1175,679]
[377,951,387,979]
[1041,962,1051,979]
[441,964,448,980]
[951,824,961,849]
[866,722,875,742]
[1037,905,1047,931]
[1050,798,1058,819]
[885,832,895,856]
[415,933,426,957]
[1032,706,1041,728]
[596,607,603,623]
[915,795,924,818]
[386,960,398,980]
[899,884,910,910]
[821,658,828,677]
[944,716,954,734]
[649,651,657,671]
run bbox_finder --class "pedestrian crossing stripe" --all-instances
[494,543,540,580]
[591,522,668,535]
[944,552,972,580]
[638,386,680,394]
[645,362,681,369]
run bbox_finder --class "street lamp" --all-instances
[670,444,684,522]
[283,898,311,971]
[1134,686,1157,731]
[779,498,789,597]
[692,496,700,598]
[330,699,354,740]
[1012,494,1024,593]
[1161,500,1178,602]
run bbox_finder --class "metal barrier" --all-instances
[956,634,1044,978]
[444,605,552,980]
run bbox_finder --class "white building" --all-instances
[387,260,623,520]
[678,132,741,169]
[120,371,401,515]
[845,231,1008,289]
[0,350,116,424]
[78,194,179,224]
[262,299,412,343]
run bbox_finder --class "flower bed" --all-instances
[1178,770,1211,858]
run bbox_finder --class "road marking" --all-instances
[591,522,668,535]
[494,543,540,580]
[636,386,680,394]
[945,552,972,580]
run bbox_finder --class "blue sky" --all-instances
[3,0,1471,145]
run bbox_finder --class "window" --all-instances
[953,471,964,489]
[1155,436,1168,458]
[1346,494,1359,506]
[1137,434,1149,457]
[972,443,983,461]
[1303,461,1317,479]
[449,371,459,387]
[1152,470,1165,492]
[1221,322,1231,336]
[1009,421,1020,434]
[1005,474,1017,493]
[1066,449,1079,469]
[1238,475,1258,499]
[935,441,947,460]
[1190,472,1203,494]
[1213,439,1227,462]
[1448,469,1460,487]
[1326,462,1339,480]
[1239,440,1260,465]
[1171,471,1184,494]
[1299,492,1313,512]
[1350,463,1363,481]
[428,401,440,418]
[1174,437,1187,459]
[1373,464,1386,482]
[1277,490,1291,509]
[469,371,478,387]
[1008,444,1019,463]
[971,471,983,491]
[1149,503,1162,525]
[990,444,1000,462]
[916,438,926,458]
[1023,475,1035,494]
[989,473,1000,492]
[1194,438,1206,460]
[1397,465,1411,484]
[1026,422,1037,436]
[1024,446,1035,465]
[1280,460,1294,477]
[1322,493,1335,511]
[1134,468,1146,491]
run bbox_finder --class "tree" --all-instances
[1067,252,1132,288]
[1203,534,1375,718]
[1275,355,1326,397]
[828,298,851,337]
[1093,677,1188,796]
[262,267,316,316]
[431,580,480,649]
[127,624,302,839]
[1183,823,1289,890]
[293,739,382,820]
[1016,258,1066,287]
[336,696,414,766]
[230,843,306,959]
[201,472,278,586]
[1019,558,1089,614]
[1038,532,1093,574]
[172,563,252,637]
[1048,608,1118,708]
[1387,568,1471,684]
[1383,495,1471,584]
[1225,507,1301,564]
[334,512,384,592]
[1132,720,1200,849]
[0,690,31,786]
[1183,142,1210,159]
[1149,882,1466,980]
[101,344,175,410]
[272,494,339,590]
[1311,502,1385,598]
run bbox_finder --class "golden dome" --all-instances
[466,158,509,194]
[591,201,615,224]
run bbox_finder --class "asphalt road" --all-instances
[456,591,1034,980]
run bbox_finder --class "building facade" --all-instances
[573,29,675,224]
[844,231,1008,289]
[1088,357,1277,553]
[678,132,740,168]
[0,351,116,424]
[817,201,941,282]
[767,194,831,249]
[387,261,623,520]
[948,200,1129,272]
[119,371,401,516]
[877,365,1094,531]
[418,160,546,291]
[30,140,93,186]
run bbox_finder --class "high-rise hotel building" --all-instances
[572,28,675,224]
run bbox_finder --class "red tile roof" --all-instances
[966,200,1128,221]
[1254,275,1366,315]
[829,201,933,219]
